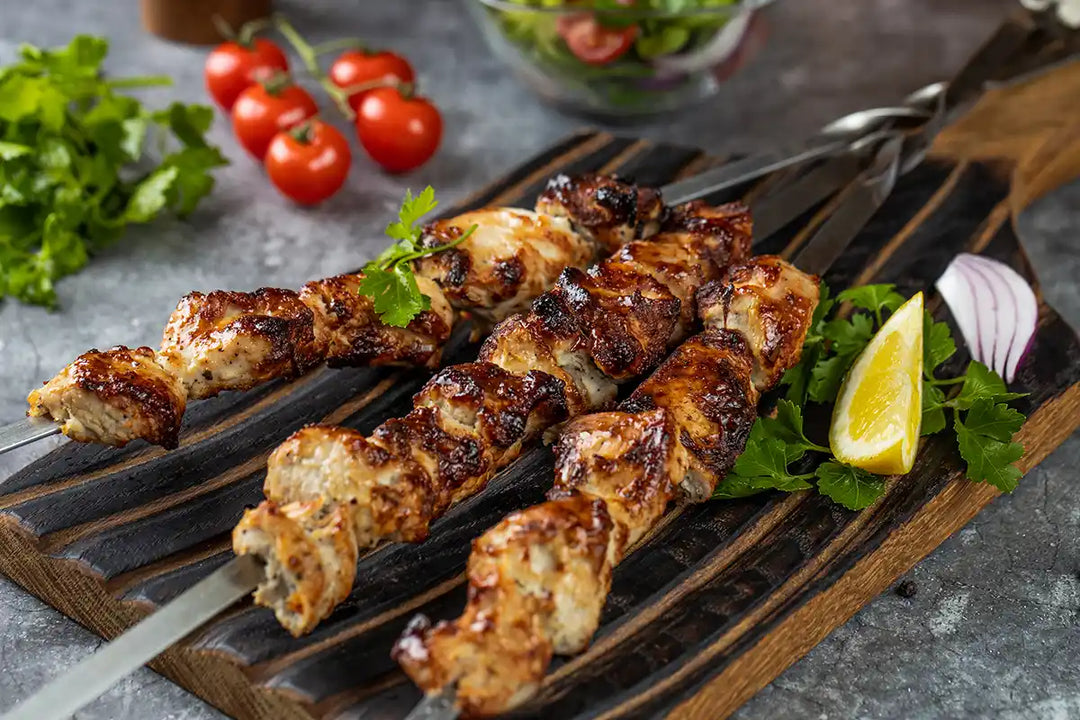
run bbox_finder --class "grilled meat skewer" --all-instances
[394,256,820,717]
[231,200,754,636]
[26,175,664,449]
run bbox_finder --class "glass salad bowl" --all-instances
[467,0,776,119]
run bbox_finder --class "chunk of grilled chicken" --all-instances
[478,203,751,414]
[233,497,358,631]
[300,273,454,368]
[233,201,753,636]
[395,257,819,717]
[256,365,568,635]
[535,173,665,253]
[27,346,186,448]
[697,254,821,390]
[415,209,593,324]
[160,287,323,400]
[620,330,759,501]
[395,492,614,718]
[265,366,568,540]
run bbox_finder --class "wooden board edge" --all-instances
[0,520,315,720]
[666,380,1080,719]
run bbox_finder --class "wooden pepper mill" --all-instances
[140,0,273,45]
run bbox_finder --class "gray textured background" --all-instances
[1,0,1078,718]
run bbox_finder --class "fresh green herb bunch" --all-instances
[0,35,227,307]
[714,282,1028,510]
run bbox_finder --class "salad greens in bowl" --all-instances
[467,0,775,118]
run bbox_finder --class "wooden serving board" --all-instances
[2,62,1080,720]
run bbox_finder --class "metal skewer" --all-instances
[0,555,265,720]
[0,416,61,453]
[404,688,460,720]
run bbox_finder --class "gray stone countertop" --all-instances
[1,0,1078,718]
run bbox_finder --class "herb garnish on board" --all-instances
[715,282,1029,509]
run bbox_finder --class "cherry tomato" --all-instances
[204,38,289,110]
[355,87,442,174]
[231,81,319,160]
[329,50,416,112]
[265,120,352,206]
[556,14,637,66]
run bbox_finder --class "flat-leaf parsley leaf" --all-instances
[357,187,477,328]
[814,461,886,510]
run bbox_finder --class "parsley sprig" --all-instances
[714,398,886,510]
[715,281,1029,510]
[922,334,1027,493]
[356,187,476,328]
[0,35,227,307]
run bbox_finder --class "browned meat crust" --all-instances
[300,273,454,369]
[393,492,615,718]
[539,263,681,379]
[160,287,322,399]
[415,209,595,323]
[27,346,186,448]
[413,362,569,464]
[535,173,666,254]
[622,330,759,500]
[552,407,681,547]
[697,254,821,390]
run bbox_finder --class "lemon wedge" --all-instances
[830,292,923,474]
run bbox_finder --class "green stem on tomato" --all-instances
[237,16,273,46]
[311,37,368,55]
[287,117,318,144]
[273,14,319,74]
[211,15,237,42]
[337,78,403,97]
[273,14,356,120]
[104,75,173,89]
[320,79,356,120]
[261,70,294,96]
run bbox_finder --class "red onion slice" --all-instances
[935,253,1038,383]
[965,254,1038,382]
[935,259,981,364]
[956,255,1005,375]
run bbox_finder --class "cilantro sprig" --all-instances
[0,35,227,307]
[357,186,476,328]
[715,281,1029,510]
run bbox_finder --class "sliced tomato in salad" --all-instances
[556,13,638,66]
